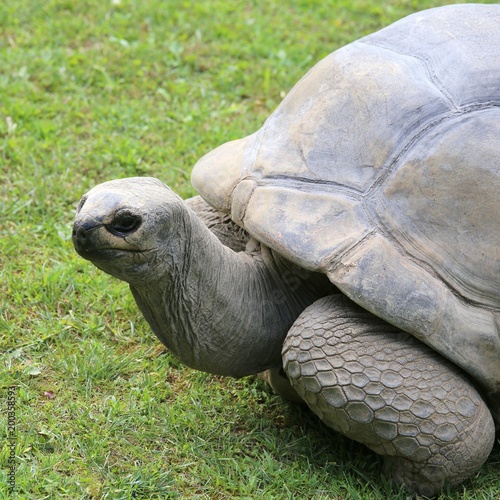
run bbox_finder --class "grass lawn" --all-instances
[1,0,499,498]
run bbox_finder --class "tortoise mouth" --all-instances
[75,247,145,261]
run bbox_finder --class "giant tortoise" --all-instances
[72,4,500,495]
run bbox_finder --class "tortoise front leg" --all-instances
[282,295,495,497]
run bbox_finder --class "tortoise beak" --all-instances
[72,220,103,257]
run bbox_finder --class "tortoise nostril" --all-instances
[72,224,91,253]
[73,227,85,240]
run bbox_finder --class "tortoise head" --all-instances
[72,177,187,285]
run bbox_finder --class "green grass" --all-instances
[1,0,499,498]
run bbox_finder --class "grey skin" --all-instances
[73,4,499,497]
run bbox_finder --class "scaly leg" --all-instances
[283,295,495,496]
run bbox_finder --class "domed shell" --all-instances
[191,4,500,415]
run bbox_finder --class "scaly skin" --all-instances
[283,295,495,497]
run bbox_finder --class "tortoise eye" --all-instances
[108,210,142,235]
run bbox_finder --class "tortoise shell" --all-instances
[191,4,500,413]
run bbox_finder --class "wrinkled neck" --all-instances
[131,207,332,377]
